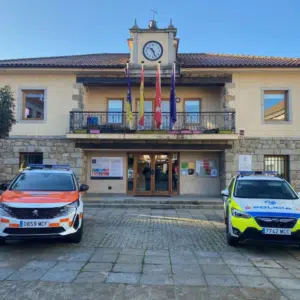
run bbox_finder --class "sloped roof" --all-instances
[177,53,300,68]
[0,53,300,69]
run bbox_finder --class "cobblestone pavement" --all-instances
[1,208,300,299]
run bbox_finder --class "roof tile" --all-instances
[0,53,299,68]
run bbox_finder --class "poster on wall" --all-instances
[196,160,218,177]
[238,155,252,172]
[91,157,123,179]
[181,162,188,169]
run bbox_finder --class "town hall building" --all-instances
[1,19,300,196]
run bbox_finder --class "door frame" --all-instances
[133,152,173,196]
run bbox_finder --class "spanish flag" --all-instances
[139,63,145,127]
[126,63,133,126]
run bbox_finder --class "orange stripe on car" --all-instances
[1,190,79,203]
[60,218,69,223]
[49,223,60,227]
[9,224,20,228]
[79,213,83,219]
[69,221,73,227]
[0,218,9,223]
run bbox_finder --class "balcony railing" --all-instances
[69,111,235,134]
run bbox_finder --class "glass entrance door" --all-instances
[154,154,170,194]
[133,153,173,195]
[135,154,152,194]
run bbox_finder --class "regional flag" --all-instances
[170,63,177,129]
[154,63,162,129]
[139,63,145,127]
[126,63,133,126]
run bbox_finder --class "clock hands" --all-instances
[150,47,156,57]
[143,42,162,60]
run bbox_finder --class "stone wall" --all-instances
[2,136,300,193]
[224,137,300,191]
[0,138,87,183]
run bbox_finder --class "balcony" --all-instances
[68,111,236,140]
[69,111,235,134]
[70,111,235,132]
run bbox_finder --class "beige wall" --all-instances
[85,150,221,196]
[0,73,76,136]
[85,86,222,112]
[86,151,127,194]
[180,151,221,196]
[234,71,300,137]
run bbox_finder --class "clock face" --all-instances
[143,41,163,61]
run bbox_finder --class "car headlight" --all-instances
[231,208,251,219]
[60,200,79,214]
[0,203,13,217]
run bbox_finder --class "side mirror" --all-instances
[0,183,9,191]
[79,184,89,192]
[221,189,229,197]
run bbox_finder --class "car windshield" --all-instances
[10,172,76,192]
[234,179,297,200]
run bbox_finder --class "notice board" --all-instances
[91,157,123,179]
[196,159,218,177]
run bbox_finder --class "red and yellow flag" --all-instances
[139,63,144,127]
[125,63,133,126]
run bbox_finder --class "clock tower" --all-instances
[127,19,179,72]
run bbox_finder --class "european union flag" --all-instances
[170,63,176,129]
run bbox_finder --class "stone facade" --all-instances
[224,137,300,191]
[0,138,87,183]
[1,136,300,193]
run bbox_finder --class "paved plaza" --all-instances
[0,208,300,299]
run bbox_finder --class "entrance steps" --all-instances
[83,195,223,209]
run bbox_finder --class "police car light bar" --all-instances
[238,171,278,176]
[27,164,70,170]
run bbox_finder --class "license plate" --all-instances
[262,228,291,235]
[19,220,49,228]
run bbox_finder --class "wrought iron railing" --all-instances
[69,111,235,134]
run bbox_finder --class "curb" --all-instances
[83,202,224,209]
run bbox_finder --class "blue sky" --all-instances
[0,0,300,60]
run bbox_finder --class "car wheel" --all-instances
[226,218,239,247]
[67,220,83,243]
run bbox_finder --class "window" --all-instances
[108,99,123,123]
[22,90,45,120]
[161,100,170,130]
[263,90,289,121]
[19,153,43,170]
[137,99,170,130]
[10,173,75,192]
[264,155,289,181]
[185,99,200,123]
[234,180,297,200]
